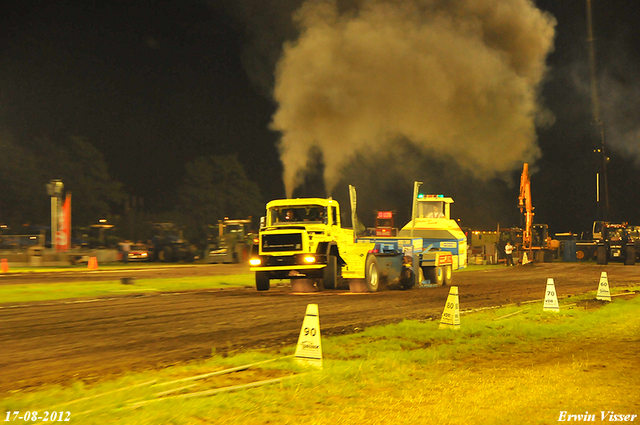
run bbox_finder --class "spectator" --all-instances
[120,239,132,264]
[504,241,514,266]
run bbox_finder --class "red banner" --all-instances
[56,194,71,252]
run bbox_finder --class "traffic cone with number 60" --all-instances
[596,272,611,301]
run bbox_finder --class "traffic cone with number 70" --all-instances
[543,278,559,312]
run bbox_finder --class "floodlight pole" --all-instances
[46,180,64,252]
[586,0,610,221]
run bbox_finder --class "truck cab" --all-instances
[249,198,372,291]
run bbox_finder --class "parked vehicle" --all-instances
[207,219,255,263]
[594,222,635,265]
[627,226,640,261]
[127,244,149,262]
[147,223,196,263]
[518,163,553,262]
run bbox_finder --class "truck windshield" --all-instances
[270,206,327,224]
[417,201,445,218]
[607,227,625,240]
[225,224,245,238]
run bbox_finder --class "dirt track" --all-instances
[0,262,638,394]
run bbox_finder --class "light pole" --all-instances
[46,180,64,252]
[586,0,610,220]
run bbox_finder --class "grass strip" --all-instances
[0,263,199,273]
[0,274,255,304]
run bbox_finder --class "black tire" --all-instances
[165,246,176,262]
[534,250,544,263]
[185,250,195,263]
[443,265,452,286]
[597,245,608,265]
[256,272,270,291]
[323,255,337,289]
[365,255,381,292]
[575,248,588,261]
[625,246,636,265]
[426,266,444,286]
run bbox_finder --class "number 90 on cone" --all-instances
[294,303,323,368]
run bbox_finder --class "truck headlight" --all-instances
[249,258,262,266]
[303,255,316,263]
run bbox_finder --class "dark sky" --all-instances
[1,0,639,233]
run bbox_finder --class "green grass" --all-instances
[0,274,255,304]
[0,263,201,273]
[2,293,638,424]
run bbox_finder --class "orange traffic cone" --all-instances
[88,256,98,270]
[1,258,8,273]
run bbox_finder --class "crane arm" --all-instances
[518,163,534,249]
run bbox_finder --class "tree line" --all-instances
[0,135,264,249]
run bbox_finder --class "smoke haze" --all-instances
[599,59,640,164]
[270,0,556,197]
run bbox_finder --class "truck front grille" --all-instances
[262,233,303,252]
[264,256,298,266]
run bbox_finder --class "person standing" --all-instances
[504,241,514,266]
[120,239,132,264]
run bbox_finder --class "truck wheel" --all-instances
[323,255,337,289]
[625,246,636,265]
[575,248,587,261]
[365,255,381,292]
[596,245,608,265]
[426,266,444,286]
[160,246,173,262]
[443,265,452,286]
[256,272,270,291]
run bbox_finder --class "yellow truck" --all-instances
[249,186,454,292]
